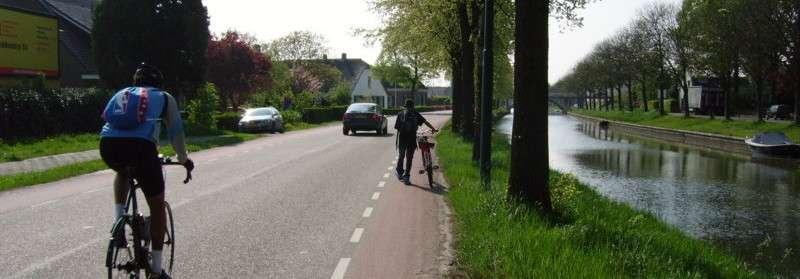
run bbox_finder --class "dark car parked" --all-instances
[238,107,284,133]
[766,105,792,120]
[343,103,388,135]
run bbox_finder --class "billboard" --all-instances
[0,6,59,77]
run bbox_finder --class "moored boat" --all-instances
[745,132,800,158]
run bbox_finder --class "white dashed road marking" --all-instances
[331,258,351,279]
[377,181,386,188]
[362,207,373,218]
[383,173,390,178]
[371,192,381,200]
[350,228,364,243]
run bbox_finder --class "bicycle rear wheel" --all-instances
[107,217,138,279]
[424,152,434,187]
[163,201,175,274]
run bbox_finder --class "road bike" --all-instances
[417,130,438,188]
[106,156,192,279]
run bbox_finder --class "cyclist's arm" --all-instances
[162,93,189,163]
[417,112,437,132]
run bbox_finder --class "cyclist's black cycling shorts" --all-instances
[99,137,164,197]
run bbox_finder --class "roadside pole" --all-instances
[479,0,494,188]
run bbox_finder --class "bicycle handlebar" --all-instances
[161,158,193,184]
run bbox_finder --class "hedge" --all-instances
[302,106,347,124]
[214,112,241,131]
[0,87,112,140]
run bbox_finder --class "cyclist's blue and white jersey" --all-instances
[101,87,188,162]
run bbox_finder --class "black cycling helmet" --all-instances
[133,62,164,88]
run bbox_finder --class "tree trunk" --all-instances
[628,80,634,111]
[458,2,475,139]
[642,78,649,112]
[756,78,764,122]
[728,70,739,121]
[473,3,483,161]
[617,85,623,111]
[451,58,462,133]
[508,0,552,212]
[682,76,690,118]
[658,88,665,116]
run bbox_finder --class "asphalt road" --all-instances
[0,113,452,279]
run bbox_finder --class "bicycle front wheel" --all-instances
[164,201,175,274]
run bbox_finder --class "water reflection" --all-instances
[498,115,800,276]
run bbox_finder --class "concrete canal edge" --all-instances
[568,113,751,156]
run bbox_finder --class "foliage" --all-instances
[0,87,110,140]
[186,83,220,130]
[436,125,754,278]
[92,0,209,99]
[280,110,302,125]
[264,31,329,63]
[207,31,273,110]
[327,83,352,106]
[290,66,323,93]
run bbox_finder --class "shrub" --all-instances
[281,110,302,124]
[214,112,241,131]
[186,83,220,130]
[302,106,347,123]
[0,87,111,140]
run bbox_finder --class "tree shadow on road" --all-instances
[405,180,447,195]
[348,132,395,138]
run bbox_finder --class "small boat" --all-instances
[745,132,800,158]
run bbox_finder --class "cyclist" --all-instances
[395,99,438,185]
[99,63,193,279]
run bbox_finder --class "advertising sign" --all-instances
[0,6,59,77]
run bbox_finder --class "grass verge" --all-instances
[573,109,800,142]
[0,131,258,192]
[437,124,755,277]
[0,133,99,163]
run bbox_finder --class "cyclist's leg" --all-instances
[403,144,416,180]
[396,144,407,178]
[136,140,168,275]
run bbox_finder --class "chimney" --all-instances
[341,53,347,60]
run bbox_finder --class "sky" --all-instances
[203,0,683,86]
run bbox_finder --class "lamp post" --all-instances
[479,0,494,187]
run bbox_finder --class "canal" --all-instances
[497,114,800,276]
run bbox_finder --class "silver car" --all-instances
[238,107,284,133]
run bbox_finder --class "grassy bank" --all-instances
[573,109,800,142]
[436,125,755,277]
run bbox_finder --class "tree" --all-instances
[509,0,588,210]
[207,31,272,111]
[93,0,210,100]
[737,0,786,122]
[290,66,323,94]
[266,31,329,63]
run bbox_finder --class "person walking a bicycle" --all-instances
[395,99,438,185]
[99,63,193,279]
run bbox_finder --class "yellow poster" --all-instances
[0,7,59,77]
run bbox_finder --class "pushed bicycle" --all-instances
[106,156,192,279]
[417,130,439,188]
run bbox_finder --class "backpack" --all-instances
[102,87,157,130]
[399,110,419,135]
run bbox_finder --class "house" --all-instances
[680,76,724,115]
[313,53,388,108]
[386,86,452,107]
[0,0,98,87]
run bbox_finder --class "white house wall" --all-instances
[351,69,388,108]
